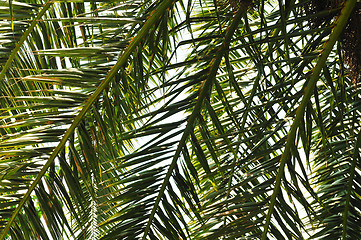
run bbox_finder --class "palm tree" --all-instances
[0,0,360,238]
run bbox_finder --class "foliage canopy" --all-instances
[0,0,360,239]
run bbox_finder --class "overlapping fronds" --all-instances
[0,0,360,239]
